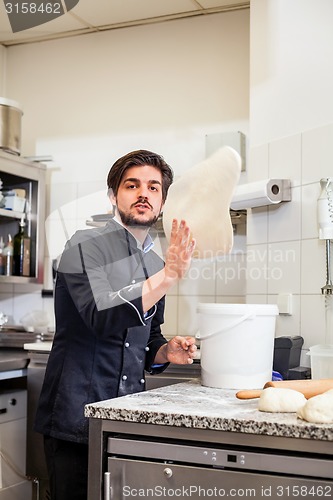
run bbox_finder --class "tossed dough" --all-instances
[297,389,333,424]
[258,387,307,413]
[162,146,241,259]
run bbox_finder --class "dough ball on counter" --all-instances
[162,146,241,260]
[297,389,333,424]
[258,387,307,413]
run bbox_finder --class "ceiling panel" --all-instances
[0,13,89,39]
[0,4,92,44]
[0,0,249,45]
[71,0,201,27]
[195,0,248,8]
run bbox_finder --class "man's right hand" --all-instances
[142,219,196,312]
[164,219,196,282]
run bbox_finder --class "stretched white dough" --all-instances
[297,389,333,424]
[258,387,307,413]
[162,146,241,259]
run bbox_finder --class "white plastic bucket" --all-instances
[196,303,279,389]
[307,344,333,379]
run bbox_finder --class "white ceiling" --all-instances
[0,0,249,46]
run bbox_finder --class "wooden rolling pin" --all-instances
[236,379,333,400]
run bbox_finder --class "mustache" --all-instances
[132,197,153,210]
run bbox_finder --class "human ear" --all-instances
[108,188,116,206]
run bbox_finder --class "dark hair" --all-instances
[107,150,173,202]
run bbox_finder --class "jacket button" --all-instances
[131,279,136,284]
[125,342,130,348]
[122,375,127,381]
[140,379,145,384]
[145,346,149,351]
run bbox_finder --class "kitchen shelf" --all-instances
[0,151,46,284]
[0,207,25,221]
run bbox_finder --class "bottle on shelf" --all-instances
[3,234,13,276]
[13,217,31,277]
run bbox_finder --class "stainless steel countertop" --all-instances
[0,348,30,371]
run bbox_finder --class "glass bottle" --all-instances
[3,234,13,276]
[13,218,31,277]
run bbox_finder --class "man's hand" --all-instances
[154,336,197,365]
[164,219,196,283]
[142,219,196,312]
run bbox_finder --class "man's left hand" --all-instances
[155,336,197,365]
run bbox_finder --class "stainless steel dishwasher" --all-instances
[87,417,333,500]
[105,434,333,500]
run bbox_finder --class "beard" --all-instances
[118,207,159,228]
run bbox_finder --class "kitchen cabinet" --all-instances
[86,381,333,500]
[0,372,31,500]
[24,343,52,500]
[0,151,46,284]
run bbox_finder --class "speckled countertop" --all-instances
[85,379,333,441]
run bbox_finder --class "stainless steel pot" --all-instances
[0,97,23,155]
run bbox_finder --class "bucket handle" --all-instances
[196,313,255,341]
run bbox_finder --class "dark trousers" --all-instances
[44,436,89,500]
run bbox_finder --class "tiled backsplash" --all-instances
[247,122,333,359]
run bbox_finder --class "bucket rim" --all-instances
[307,345,333,357]
[0,97,23,113]
[197,302,279,316]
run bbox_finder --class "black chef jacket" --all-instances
[34,218,168,444]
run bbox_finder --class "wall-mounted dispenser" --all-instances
[307,178,333,379]
[230,179,291,211]
[318,177,333,295]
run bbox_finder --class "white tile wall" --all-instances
[266,241,301,295]
[179,259,216,297]
[215,254,247,296]
[270,293,301,337]
[268,187,301,242]
[301,239,326,294]
[301,182,322,239]
[246,122,333,362]
[246,243,268,295]
[246,207,268,245]
[161,295,178,338]
[300,295,327,348]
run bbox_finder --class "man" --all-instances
[35,150,197,500]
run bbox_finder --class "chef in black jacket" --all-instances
[35,150,197,500]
